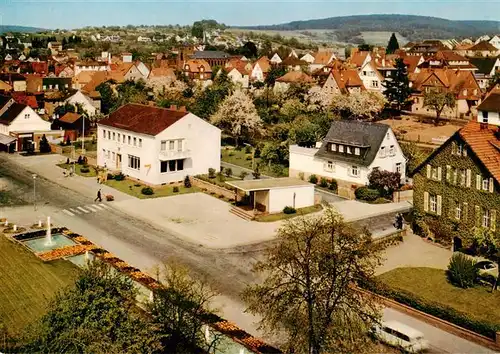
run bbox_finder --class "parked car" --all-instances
[475,260,498,276]
[374,320,429,353]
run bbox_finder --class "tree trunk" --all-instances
[434,109,441,126]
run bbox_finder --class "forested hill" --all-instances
[0,25,45,34]
[237,14,500,41]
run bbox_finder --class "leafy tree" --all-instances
[358,44,374,52]
[488,71,500,90]
[191,70,233,119]
[331,91,387,120]
[289,116,321,148]
[39,134,51,153]
[24,261,162,353]
[149,263,220,352]
[400,142,429,174]
[191,21,204,39]
[367,168,401,197]
[241,41,258,59]
[382,57,411,112]
[423,90,456,125]
[386,33,399,54]
[243,207,382,353]
[259,39,273,57]
[210,90,263,146]
[96,81,116,114]
[264,65,287,87]
[260,142,288,167]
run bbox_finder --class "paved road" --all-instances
[0,154,495,353]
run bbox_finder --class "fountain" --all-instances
[85,250,90,262]
[38,220,42,228]
[45,216,53,246]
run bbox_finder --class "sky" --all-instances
[1,0,499,29]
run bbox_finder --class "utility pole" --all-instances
[81,116,85,155]
[32,174,37,211]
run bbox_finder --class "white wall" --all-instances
[8,106,51,133]
[359,62,382,92]
[65,91,97,116]
[478,110,500,126]
[97,112,220,185]
[268,185,315,213]
[368,128,407,181]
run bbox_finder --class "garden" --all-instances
[255,204,323,222]
[57,161,97,177]
[221,145,289,178]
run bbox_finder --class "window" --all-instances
[330,143,336,152]
[455,202,461,220]
[459,169,466,186]
[429,195,437,213]
[139,138,142,148]
[112,152,115,161]
[350,165,359,177]
[346,146,352,154]
[107,131,111,140]
[386,132,390,140]
[117,133,120,141]
[355,147,360,155]
[482,111,489,122]
[362,71,367,76]
[177,140,182,151]
[169,160,176,171]
[371,80,379,88]
[396,162,402,173]
[103,129,106,138]
[482,178,490,191]
[431,167,438,180]
[161,159,185,173]
[160,160,168,173]
[389,145,395,156]
[128,155,140,170]
[324,161,334,172]
[482,208,491,228]
[338,145,344,153]
[106,150,110,158]
[456,144,463,155]
[161,140,166,151]
[380,146,386,157]
[128,136,131,144]
[112,132,115,141]
[169,140,175,150]
[24,114,29,119]
[122,135,125,143]
[133,137,137,146]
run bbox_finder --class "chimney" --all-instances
[169,104,177,110]
[179,106,186,112]
[480,122,488,130]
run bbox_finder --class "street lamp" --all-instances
[244,143,255,171]
[32,174,37,211]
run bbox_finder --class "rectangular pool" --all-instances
[23,233,77,253]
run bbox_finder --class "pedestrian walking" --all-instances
[94,189,102,202]
[396,213,404,230]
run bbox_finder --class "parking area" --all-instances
[114,193,283,248]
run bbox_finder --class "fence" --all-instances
[191,177,237,200]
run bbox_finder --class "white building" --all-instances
[489,35,500,50]
[97,104,221,185]
[477,89,500,126]
[65,90,100,116]
[269,53,282,65]
[289,121,406,199]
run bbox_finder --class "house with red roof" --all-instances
[97,103,221,185]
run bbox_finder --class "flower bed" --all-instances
[38,244,95,261]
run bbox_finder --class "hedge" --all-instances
[355,187,380,201]
[359,279,500,339]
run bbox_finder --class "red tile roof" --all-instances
[59,112,82,124]
[275,71,314,83]
[402,55,423,73]
[254,56,271,73]
[98,103,189,136]
[470,41,498,52]
[349,51,370,67]
[459,121,500,183]
[184,59,211,73]
[409,68,481,99]
[11,92,38,109]
[331,69,365,92]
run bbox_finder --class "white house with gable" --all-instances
[289,120,406,199]
[97,103,221,185]
[65,90,100,116]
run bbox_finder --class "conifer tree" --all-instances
[382,58,411,112]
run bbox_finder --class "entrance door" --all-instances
[116,154,122,169]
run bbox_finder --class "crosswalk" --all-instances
[60,203,112,217]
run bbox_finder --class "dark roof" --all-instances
[0,73,25,82]
[0,95,13,108]
[191,51,230,59]
[477,90,500,112]
[469,57,498,75]
[0,103,26,125]
[314,121,389,167]
[98,103,189,136]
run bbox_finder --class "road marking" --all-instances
[86,205,100,212]
[92,204,104,211]
[99,204,111,209]
[77,206,90,213]
[62,209,75,216]
[69,208,81,214]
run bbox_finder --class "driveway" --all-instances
[114,193,282,248]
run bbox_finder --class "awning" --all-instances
[0,134,16,145]
[226,178,312,192]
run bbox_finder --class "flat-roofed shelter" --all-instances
[226,178,315,213]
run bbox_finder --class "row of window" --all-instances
[380,145,396,158]
[43,84,69,90]
[426,164,494,193]
[330,143,361,156]
[424,192,496,230]
[323,163,402,177]
[160,139,183,152]
[128,155,140,170]
[160,159,184,173]
[102,129,143,147]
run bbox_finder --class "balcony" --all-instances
[159,149,191,160]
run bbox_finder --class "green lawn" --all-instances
[105,178,200,199]
[57,163,97,177]
[221,147,289,178]
[377,267,500,326]
[256,204,323,222]
[0,236,79,335]
[73,140,97,152]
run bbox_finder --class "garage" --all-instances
[227,178,315,214]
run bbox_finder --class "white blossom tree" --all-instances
[331,91,387,120]
[306,86,333,112]
[149,79,187,99]
[210,90,263,146]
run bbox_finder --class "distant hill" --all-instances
[237,14,500,43]
[0,25,46,34]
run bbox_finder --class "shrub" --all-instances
[208,168,216,178]
[355,187,380,201]
[329,179,338,192]
[114,173,125,181]
[107,173,114,180]
[372,197,390,204]
[308,174,318,184]
[253,145,261,158]
[141,187,154,195]
[224,167,232,177]
[246,155,252,160]
[252,167,261,180]
[184,176,192,188]
[244,145,252,154]
[319,177,328,188]
[80,167,90,173]
[173,186,179,193]
[447,253,478,289]
[216,171,225,182]
[105,194,114,201]
[283,206,296,214]
[239,171,248,180]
